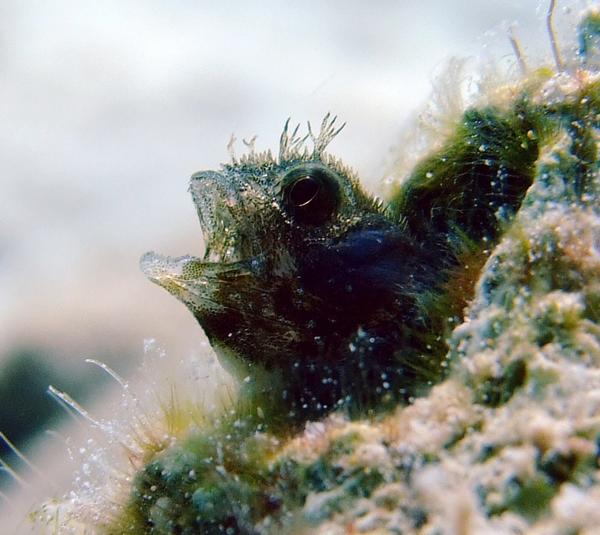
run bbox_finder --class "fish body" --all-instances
[142,111,538,429]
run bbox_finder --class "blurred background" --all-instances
[0,0,588,508]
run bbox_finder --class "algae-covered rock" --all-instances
[253,72,600,533]
[34,8,600,535]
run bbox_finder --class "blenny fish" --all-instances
[141,110,538,430]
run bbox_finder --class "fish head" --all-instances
[141,119,408,381]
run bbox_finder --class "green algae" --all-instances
[390,103,541,247]
[474,358,528,407]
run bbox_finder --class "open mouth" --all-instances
[140,169,263,303]
[139,249,239,314]
[188,170,248,264]
[190,168,275,263]
[140,251,199,288]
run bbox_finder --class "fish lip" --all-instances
[139,251,201,282]
[140,251,222,312]
[140,250,254,288]
[139,251,201,301]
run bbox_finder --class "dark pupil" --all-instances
[289,176,320,207]
[283,166,340,225]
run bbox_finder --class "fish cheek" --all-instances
[192,304,257,377]
[188,279,281,371]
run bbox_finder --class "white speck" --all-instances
[143,338,156,353]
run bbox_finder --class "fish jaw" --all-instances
[139,251,228,314]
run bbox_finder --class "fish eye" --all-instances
[282,165,340,225]
[289,177,320,207]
